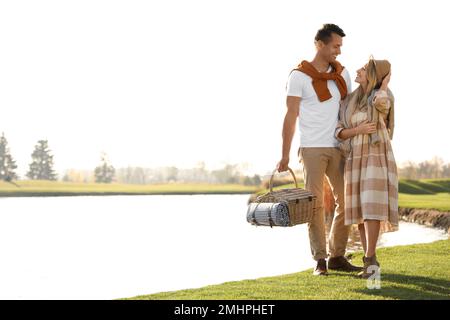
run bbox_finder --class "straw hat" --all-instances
[371,59,391,84]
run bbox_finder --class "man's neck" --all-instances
[310,55,330,73]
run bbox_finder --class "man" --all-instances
[277,24,362,276]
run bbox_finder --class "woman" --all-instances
[335,58,398,278]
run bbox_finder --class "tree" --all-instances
[26,140,57,180]
[94,152,115,183]
[212,164,240,184]
[0,132,18,182]
[399,161,418,179]
[442,163,450,178]
[428,157,444,179]
[166,166,179,182]
[251,174,262,186]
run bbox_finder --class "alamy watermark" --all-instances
[366,265,381,289]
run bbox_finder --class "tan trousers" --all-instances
[299,147,350,261]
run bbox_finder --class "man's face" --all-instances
[317,33,343,63]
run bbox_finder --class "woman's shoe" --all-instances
[357,255,380,279]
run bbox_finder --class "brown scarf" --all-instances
[295,60,348,102]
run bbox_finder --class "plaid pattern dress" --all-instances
[336,90,399,231]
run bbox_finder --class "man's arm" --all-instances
[277,96,300,172]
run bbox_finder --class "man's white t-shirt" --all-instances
[286,66,352,147]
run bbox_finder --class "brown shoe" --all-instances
[328,256,363,272]
[313,259,328,276]
[358,255,381,279]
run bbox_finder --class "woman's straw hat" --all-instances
[368,57,391,84]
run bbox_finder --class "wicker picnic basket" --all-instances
[250,167,317,227]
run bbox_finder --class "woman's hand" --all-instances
[355,120,377,135]
[381,71,391,90]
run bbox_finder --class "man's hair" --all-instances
[315,24,345,44]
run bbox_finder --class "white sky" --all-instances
[1,0,449,177]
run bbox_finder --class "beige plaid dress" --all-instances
[336,90,399,231]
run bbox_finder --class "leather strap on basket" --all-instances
[268,203,274,228]
[269,166,298,192]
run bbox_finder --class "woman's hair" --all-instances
[356,59,380,107]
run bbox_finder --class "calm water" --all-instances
[0,195,447,299]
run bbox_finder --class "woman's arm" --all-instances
[373,72,392,113]
[338,120,377,140]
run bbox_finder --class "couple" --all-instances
[277,24,398,278]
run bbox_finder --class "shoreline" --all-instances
[399,207,450,234]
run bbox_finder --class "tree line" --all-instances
[398,157,450,179]
[5,132,448,184]
[0,133,114,183]
[0,133,261,185]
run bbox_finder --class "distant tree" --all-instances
[62,169,94,183]
[442,163,450,179]
[0,132,19,182]
[241,176,253,186]
[399,161,418,179]
[26,140,57,180]
[94,153,115,183]
[251,174,262,186]
[240,174,262,186]
[212,164,240,184]
[115,166,148,184]
[428,157,444,179]
[166,166,179,182]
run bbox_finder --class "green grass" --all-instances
[398,179,450,194]
[124,240,450,300]
[397,180,450,210]
[0,180,260,197]
[399,193,450,211]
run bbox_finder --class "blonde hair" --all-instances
[356,59,379,107]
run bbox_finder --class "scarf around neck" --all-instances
[295,60,348,102]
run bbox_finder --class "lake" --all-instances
[0,194,447,299]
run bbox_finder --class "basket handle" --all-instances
[269,166,298,192]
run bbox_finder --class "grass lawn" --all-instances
[0,180,259,196]
[398,193,450,211]
[125,240,450,300]
[397,179,450,211]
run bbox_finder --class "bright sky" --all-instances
[1,0,449,177]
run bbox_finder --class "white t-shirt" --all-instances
[286,66,352,147]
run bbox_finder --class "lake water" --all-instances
[0,195,447,299]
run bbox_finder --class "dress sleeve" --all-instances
[335,100,347,142]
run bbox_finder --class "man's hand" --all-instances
[277,157,290,172]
